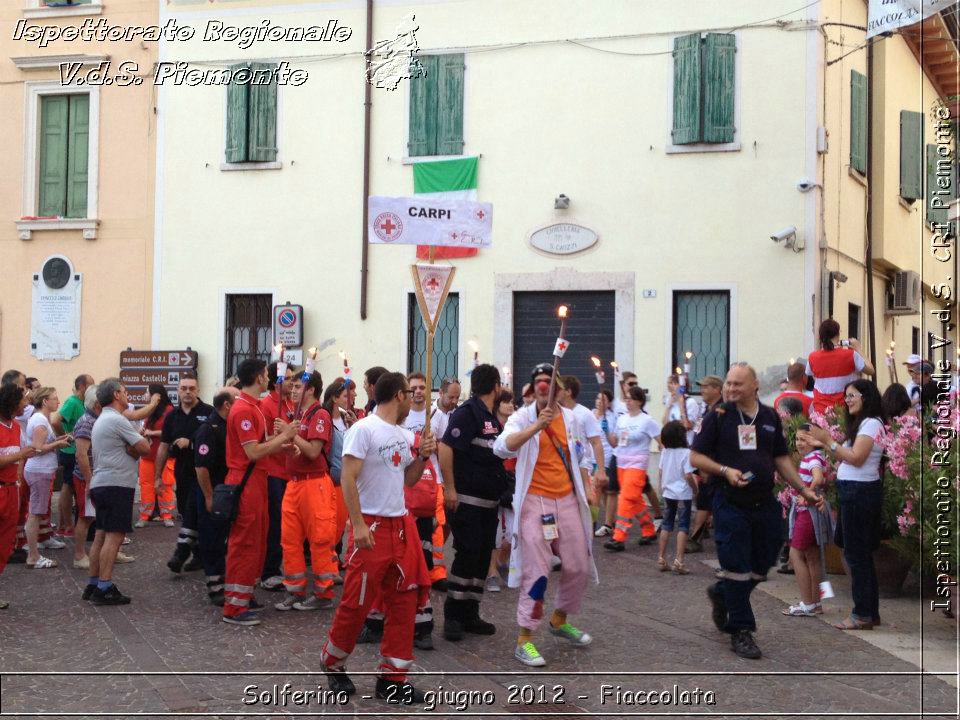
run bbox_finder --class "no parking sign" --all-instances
[273,303,303,348]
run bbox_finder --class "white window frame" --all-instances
[23,0,103,20]
[665,284,738,384]
[401,49,471,164]
[400,289,465,385]
[665,33,742,154]
[18,80,100,240]
[220,72,284,171]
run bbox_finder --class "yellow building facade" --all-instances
[0,0,157,393]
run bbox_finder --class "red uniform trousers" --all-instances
[612,468,657,542]
[321,513,430,682]
[222,468,269,618]
[281,474,338,599]
[429,486,447,582]
[0,484,19,574]
[14,474,29,551]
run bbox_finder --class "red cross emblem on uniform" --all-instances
[475,209,485,220]
[391,451,402,467]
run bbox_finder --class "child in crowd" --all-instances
[782,432,832,617]
[656,421,697,574]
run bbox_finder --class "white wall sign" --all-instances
[529,223,599,256]
[867,0,952,38]
[31,255,81,361]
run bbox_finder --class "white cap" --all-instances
[903,354,922,366]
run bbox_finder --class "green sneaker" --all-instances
[514,641,546,667]
[549,622,592,646]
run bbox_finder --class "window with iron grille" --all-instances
[224,294,273,381]
[848,303,861,340]
[408,293,459,390]
[912,326,920,355]
[672,290,730,392]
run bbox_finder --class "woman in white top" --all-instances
[662,374,702,447]
[800,379,885,630]
[23,387,72,568]
[604,386,661,552]
[592,389,620,538]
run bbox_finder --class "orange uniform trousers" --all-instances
[138,458,176,521]
[612,468,657,542]
[0,484,18,574]
[429,485,447,582]
[281,473,338,599]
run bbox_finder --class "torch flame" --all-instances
[684,351,693,360]
[610,361,619,369]
[890,341,896,349]
[338,351,345,360]
[308,347,317,357]
[590,356,601,368]
[468,340,479,352]
[789,357,796,365]
[274,343,283,354]
[558,305,568,318]
[676,366,683,375]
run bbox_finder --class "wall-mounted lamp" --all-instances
[554,193,570,210]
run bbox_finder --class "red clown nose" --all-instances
[535,380,550,393]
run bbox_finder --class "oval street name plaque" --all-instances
[529,223,598,256]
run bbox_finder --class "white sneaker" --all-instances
[260,575,284,590]
[122,536,132,545]
[593,524,612,538]
[515,641,546,667]
[484,576,502,593]
[294,595,334,611]
[274,594,300,611]
[163,519,175,528]
[134,520,148,528]
[115,551,135,564]
[39,538,66,550]
[72,556,90,569]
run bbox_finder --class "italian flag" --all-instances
[414,156,480,259]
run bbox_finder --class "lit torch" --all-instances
[294,346,318,415]
[547,305,569,407]
[468,340,479,369]
[591,355,605,386]
[339,351,352,388]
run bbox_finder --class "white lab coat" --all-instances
[493,403,599,589]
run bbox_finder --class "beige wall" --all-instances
[818,0,954,372]
[0,0,157,394]
[155,0,817,409]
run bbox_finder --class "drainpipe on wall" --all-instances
[864,38,877,369]
[359,0,373,320]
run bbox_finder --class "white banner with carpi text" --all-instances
[867,0,953,38]
[368,195,493,247]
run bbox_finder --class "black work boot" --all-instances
[324,666,357,695]
[166,544,190,574]
[731,629,762,659]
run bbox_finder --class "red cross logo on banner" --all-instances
[391,451,402,467]
[475,209,485,221]
[373,212,403,242]
[426,277,440,291]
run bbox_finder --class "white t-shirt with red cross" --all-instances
[342,413,415,517]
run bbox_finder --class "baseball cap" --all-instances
[530,363,554,383]
[903,354,923,366]
[696,375,723,388]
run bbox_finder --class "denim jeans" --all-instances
[836,480,882,622]
[712,492,783,632]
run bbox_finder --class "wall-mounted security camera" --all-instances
[770,226,804,252]
[796,180,821,193]
[554,194,570,210]
[771,226,797,243]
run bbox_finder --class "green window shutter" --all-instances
[703,33,736,143]
[38,95,69,217]
[225,63,250,163]
[65,94,89,218]
[672,33,702,145]
[436,53,464,156]
[850,70,867,175]
[408,55,438,157]
[899,110,924,200]
[247,62,278,163]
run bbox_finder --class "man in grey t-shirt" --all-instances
[85,379,151,606]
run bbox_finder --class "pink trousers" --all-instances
[516,491,589,631]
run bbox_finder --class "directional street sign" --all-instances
[119,349,198,406]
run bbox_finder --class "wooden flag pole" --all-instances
[425,245,436,435]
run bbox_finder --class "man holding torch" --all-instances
[493,306,598,667]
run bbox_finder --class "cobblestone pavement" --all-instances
[0,525,955,719]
